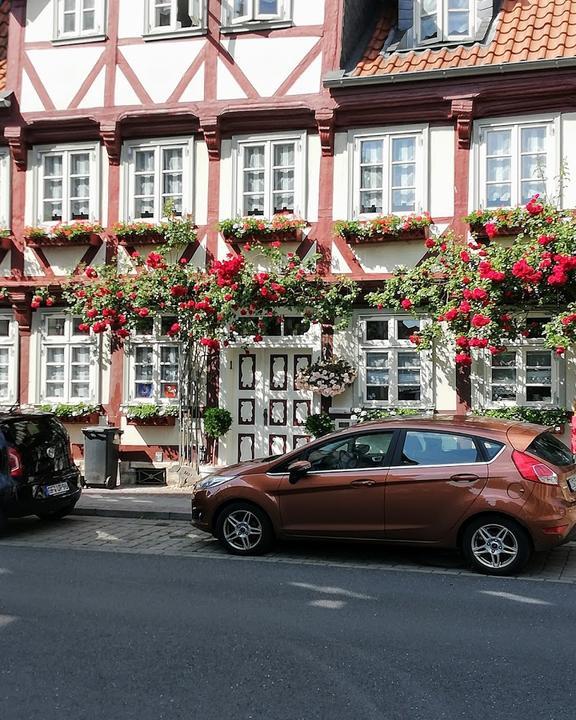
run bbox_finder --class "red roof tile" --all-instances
[352,0,576,78]
[0,1,10,92]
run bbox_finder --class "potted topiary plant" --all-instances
[203,407,233,464]
[304,412,335,438]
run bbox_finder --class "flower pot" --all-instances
[26,233,102,248]
[342,229,427,245]
[117,232,167,246]
[127,415,176,426]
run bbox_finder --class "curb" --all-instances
[73,507,190,521]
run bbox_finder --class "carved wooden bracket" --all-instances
[10,293,32,331]
[448,97,476,150]
[4,126,28,171]
[200,116,220,160]
[315,109,335,157]
[100,122,122,165]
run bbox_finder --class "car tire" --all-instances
[216,502,274,556]
[36,503,77,521]
[462,515,532,576]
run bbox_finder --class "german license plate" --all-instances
[45,482,69,497]
[567,476,576,493]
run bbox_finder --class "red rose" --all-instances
[425,238,436,249]
[87,308,98,319]
[138,308,149,317]
[456,336,469,349]
[460,251,471,263]
[117,328,130,339]
[471,314,491,328]
[471,288,488,301]
[85,267,98,279]
[484,222,498,239]
[455,353,472,366]
[556,346,566,355]
[444,308,459,321]
[400,298,413,310]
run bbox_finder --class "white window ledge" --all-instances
[221,19,293,34]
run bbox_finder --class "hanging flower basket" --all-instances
[295,357,357,397]
[219,216,307,244]
[334,213,433,245]
[24,223,103,248]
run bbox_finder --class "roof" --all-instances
[0,0,9,92]
[351,0,576,79]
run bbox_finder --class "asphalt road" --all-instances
[0,547,574,720]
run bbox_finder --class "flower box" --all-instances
[116,232,167,246]
[469,223,522,243]
[127,415,176,427]
[219,217,308,244]
[62,412,101,425]
[226,229,304,245]
[343,229,428,245]
[0,235,12,250]
[26,233,102,248]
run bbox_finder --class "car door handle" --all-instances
[350,479,377,487]
[450,473,480,483]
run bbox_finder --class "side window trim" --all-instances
[390,429,491,467]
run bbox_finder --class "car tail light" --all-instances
[512,450,558,485]
[7,447,23,478]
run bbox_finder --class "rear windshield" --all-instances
[526,432,574,467]
[0,416,67,446]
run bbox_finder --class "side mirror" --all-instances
[287,460,311,484]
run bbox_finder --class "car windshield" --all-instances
[526,432,574,467]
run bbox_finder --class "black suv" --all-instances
[0,413,82,529]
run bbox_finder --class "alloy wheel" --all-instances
[222,509,263,551]
[470,523,519,570]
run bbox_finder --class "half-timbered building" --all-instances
[0,0,574,477]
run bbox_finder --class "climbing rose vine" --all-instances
[366,196,576,363]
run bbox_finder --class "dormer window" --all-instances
[417,0,474,44]
[222,0,291,29]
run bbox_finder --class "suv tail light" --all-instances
[7,446,23,478]
[512,450,558,485]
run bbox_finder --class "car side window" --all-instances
[306,432,394,471]
[400,431,481,466]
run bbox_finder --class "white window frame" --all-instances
[348,126,428,219]
[232,131,306,218]
[144,0,206,37]
[0,314,18,406]
[33,142,101,227]
[358,314,433,409]
[123,137,194,223]
[474,114,560,210]
[415,0,476,45]
[54,0,107,42]
[473,316,563,409]
[0,149,10,229]
[39,314,98,404]
[126,317,181,405]
[223,0,291,27]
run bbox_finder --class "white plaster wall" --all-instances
[353,241,426,274]
[119,418,180,446]
[560,114,576,209]
[293,0,325,26]
[306,133,321,222]
[118,0,145,38]
[332,132,349,220]
[433,340,457,412]
[24,0,54,42]
[220,36,319,97]
[219,139,233,219]
[429,125,455,218]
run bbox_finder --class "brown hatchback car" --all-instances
[191,416,576,575]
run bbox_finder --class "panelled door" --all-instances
[232,349,317,463]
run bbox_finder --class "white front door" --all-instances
[228,349,318,463]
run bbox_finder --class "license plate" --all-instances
[45,482,69,497]
[567,476,576,493]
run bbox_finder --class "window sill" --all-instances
[52,34,107,46]
[220,20,293,35]
[143,27,207,42]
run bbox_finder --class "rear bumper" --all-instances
[3,473,82,518]
[530,507,576,551]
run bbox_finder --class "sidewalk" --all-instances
[74,486,193,520]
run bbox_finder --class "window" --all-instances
[488,349,556,405]
[40,315,96,402]
[54,0,106,40]
[360,316,432,407]
[0,315,17,404]
[401,431,481,466]
[145,0,204,35]
[127,318,180,403]
[125,138,192,222]
[223,0,291,26]
[34,144,99,225]
[352,130,425,217]
[234,134,305,217]
[303,432,394,472]
[416,0,474,43]
[478,121,554,209]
